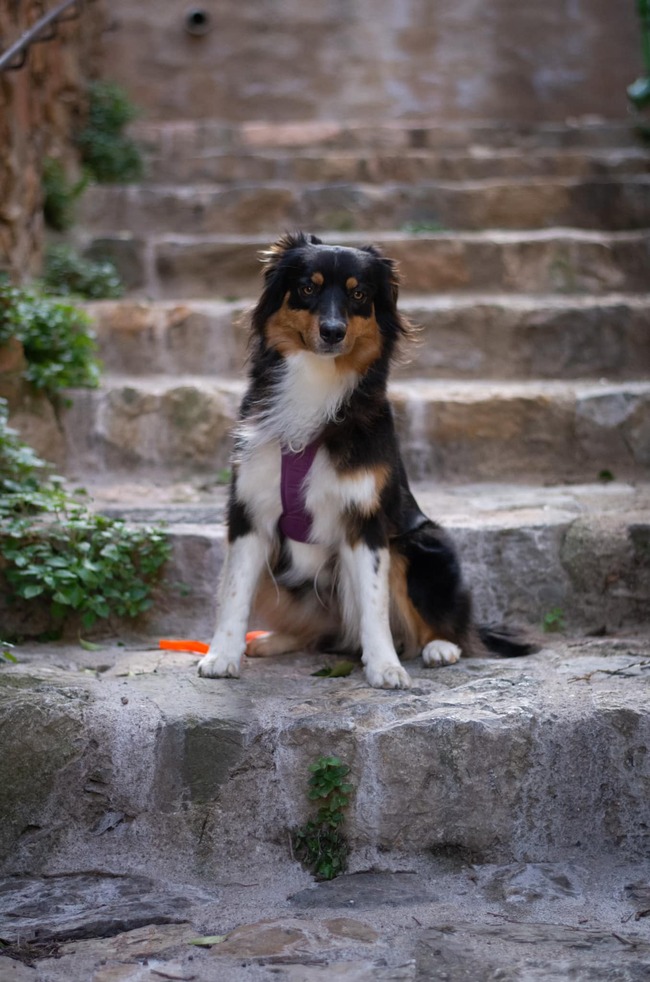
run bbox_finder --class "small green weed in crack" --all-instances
[542,606,566,633]
[292,755,353,880]
[311,660,355,678]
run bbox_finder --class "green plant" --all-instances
[215,468,232,485]
[292,755,353,880]
[41,158,88,232]
[43,245,123,300]
[77,81,144,183]
[542,606,566,633]
[403,220,447,234]
[311,660,355,678]
[0,283,100,397]
[0,399,170,634]
[0,646,18,664]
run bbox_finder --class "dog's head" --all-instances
[251,232,408,373]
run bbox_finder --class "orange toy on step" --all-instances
[159,631,270,655]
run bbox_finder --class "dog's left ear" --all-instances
[360,244,400,308]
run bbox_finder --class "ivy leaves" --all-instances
[292,756,353,881]
[0,283,100,396]
[0,400,169,634]
[2,516,169,631]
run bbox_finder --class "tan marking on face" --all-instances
[334,312,382,376]
[265,295,316,355]
[346,276,358,290]
[311,272,324,286]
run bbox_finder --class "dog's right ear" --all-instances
[252,232,321,335]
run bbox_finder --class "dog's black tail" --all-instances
[478,624,540,658]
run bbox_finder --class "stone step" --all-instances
[79,229,650,299]
[133,118,647,155]
[2,860,650,982]
[144,146,650,185]
[85,294,650,382]
[73,479,648,641]
[5,479,648,644]
[79,177,650,235]
[58,376,650,483]
[3,631,650,892]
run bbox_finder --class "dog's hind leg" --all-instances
[245,631,304,657]
[249,571,340,658]
[396,520,482,665]
[421,638,462,666]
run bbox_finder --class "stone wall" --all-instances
[0,0,106,282]
[99,0,640,124]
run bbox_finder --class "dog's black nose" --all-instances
[319,319,347,345]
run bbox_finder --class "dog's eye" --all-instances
[351,289,366,303]
[299,283,315,298]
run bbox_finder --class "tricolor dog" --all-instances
[198,233,534,689]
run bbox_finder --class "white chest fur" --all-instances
[253,351,357,451]
[235,438,283,538]
[236,350,361,538]
[305,452,381,546]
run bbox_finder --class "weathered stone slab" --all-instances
[78,177,650,236]
[138,230,650,299]
[1,637,650,880]
[206,915,378,959]
[289,872,436,909]
[144,147,650,186]
[57,922,200,960]
[85,299,248,377]
[82,235,147,293]
[81,295,650,383]
[415,920,650,982]
[2,481,647,640]
[58,376,650,482]
[400,294,650,381]
[108,480,650,637]
[0,872,213,942]
[392,379,650,481]
[0,678,89,860]
[59,377,240,476]
[134,120,646,156]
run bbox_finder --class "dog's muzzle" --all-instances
[319,317,347,347]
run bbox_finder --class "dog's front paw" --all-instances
[197,652,241,679]
[365,662,412,690]
[422,640,461,668]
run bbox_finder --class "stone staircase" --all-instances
[3,119,650,980]
[59,118,650,640]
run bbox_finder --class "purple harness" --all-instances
[278,438,320,543]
